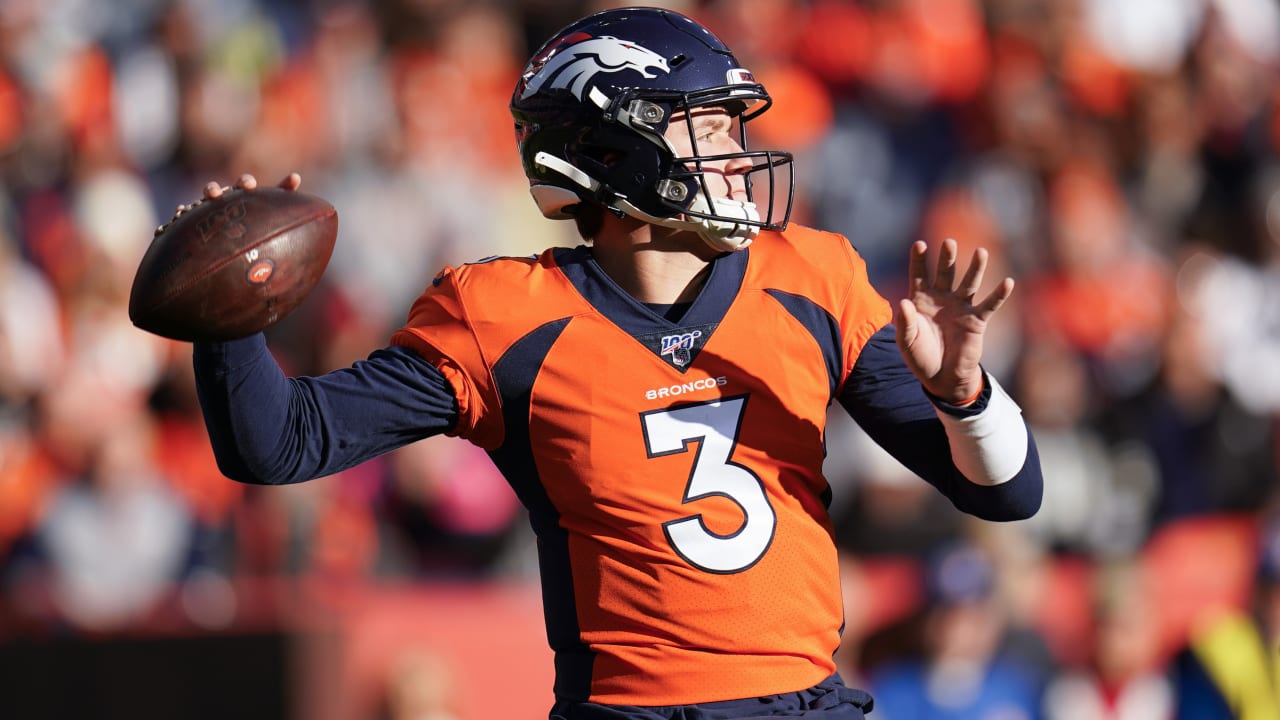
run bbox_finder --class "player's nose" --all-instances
[723,151,752,176]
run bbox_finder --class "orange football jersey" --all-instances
[391,225,892,705]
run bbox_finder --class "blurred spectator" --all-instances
[1170,516,1280,719]
[1042,559,1174,720]
[0,409,52,571]
[1012,337,1152,556]
[969,521,1067,679]
[1130,72,1204,250]
[0,217,64,411]
[865,541,1046,720]
[1023,160,1174,399]
[33,409,195,630]
[1101,256,1276,526]
[1181,241,1280,416]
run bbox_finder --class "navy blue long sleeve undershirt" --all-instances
[193,326,1041,521]
[192,333,457,485]
[840,327,1042,521]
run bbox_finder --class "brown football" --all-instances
[129,187,338,342]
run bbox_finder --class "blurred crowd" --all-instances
[0,0,1278,716]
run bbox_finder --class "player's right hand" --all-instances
[156,173,302,237]
[204,172,302,199]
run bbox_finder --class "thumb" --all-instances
[895,298,918,349]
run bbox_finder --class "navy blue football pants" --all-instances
[549,674,873,719]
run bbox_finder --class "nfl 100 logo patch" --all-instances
[636,324,717,370]
[661,330,701,367]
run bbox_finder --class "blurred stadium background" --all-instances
[0,0,1278,718]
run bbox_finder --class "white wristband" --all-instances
[935,373,1028,486]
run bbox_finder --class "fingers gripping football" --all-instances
[154,173,303,237]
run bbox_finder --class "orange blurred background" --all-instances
[1,0,1279,718]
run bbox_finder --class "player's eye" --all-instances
[696,125,726,143]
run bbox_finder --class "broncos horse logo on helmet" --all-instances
[509,7,795,253]
[519,35,671,102]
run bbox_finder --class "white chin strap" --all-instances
[532,151,761,253]
[617,194,761,253]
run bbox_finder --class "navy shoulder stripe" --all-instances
[764,289,843,399]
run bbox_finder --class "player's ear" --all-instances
[570,202,606,240]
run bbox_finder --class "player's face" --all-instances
[664,106,752,203]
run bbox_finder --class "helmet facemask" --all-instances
[601,86,795,252]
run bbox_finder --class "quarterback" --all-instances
[189,7,1042,719]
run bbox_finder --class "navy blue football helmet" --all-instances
[510,7,794,251]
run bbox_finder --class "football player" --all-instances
[189,7,1043,719]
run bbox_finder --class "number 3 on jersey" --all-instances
[641,396,777,574]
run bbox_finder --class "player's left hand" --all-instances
[894,238,1013,404]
